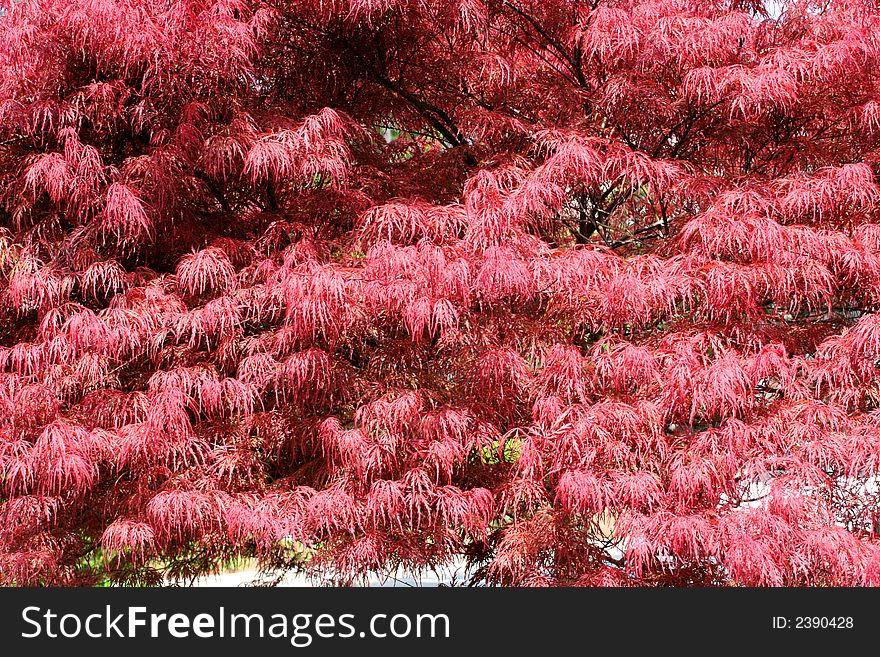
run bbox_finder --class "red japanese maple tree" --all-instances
[2,0,880,586]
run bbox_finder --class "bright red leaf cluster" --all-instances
[3,0,880,586]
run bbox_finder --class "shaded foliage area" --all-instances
[3,0,880,586]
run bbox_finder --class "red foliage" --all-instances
[3,0,880,587]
